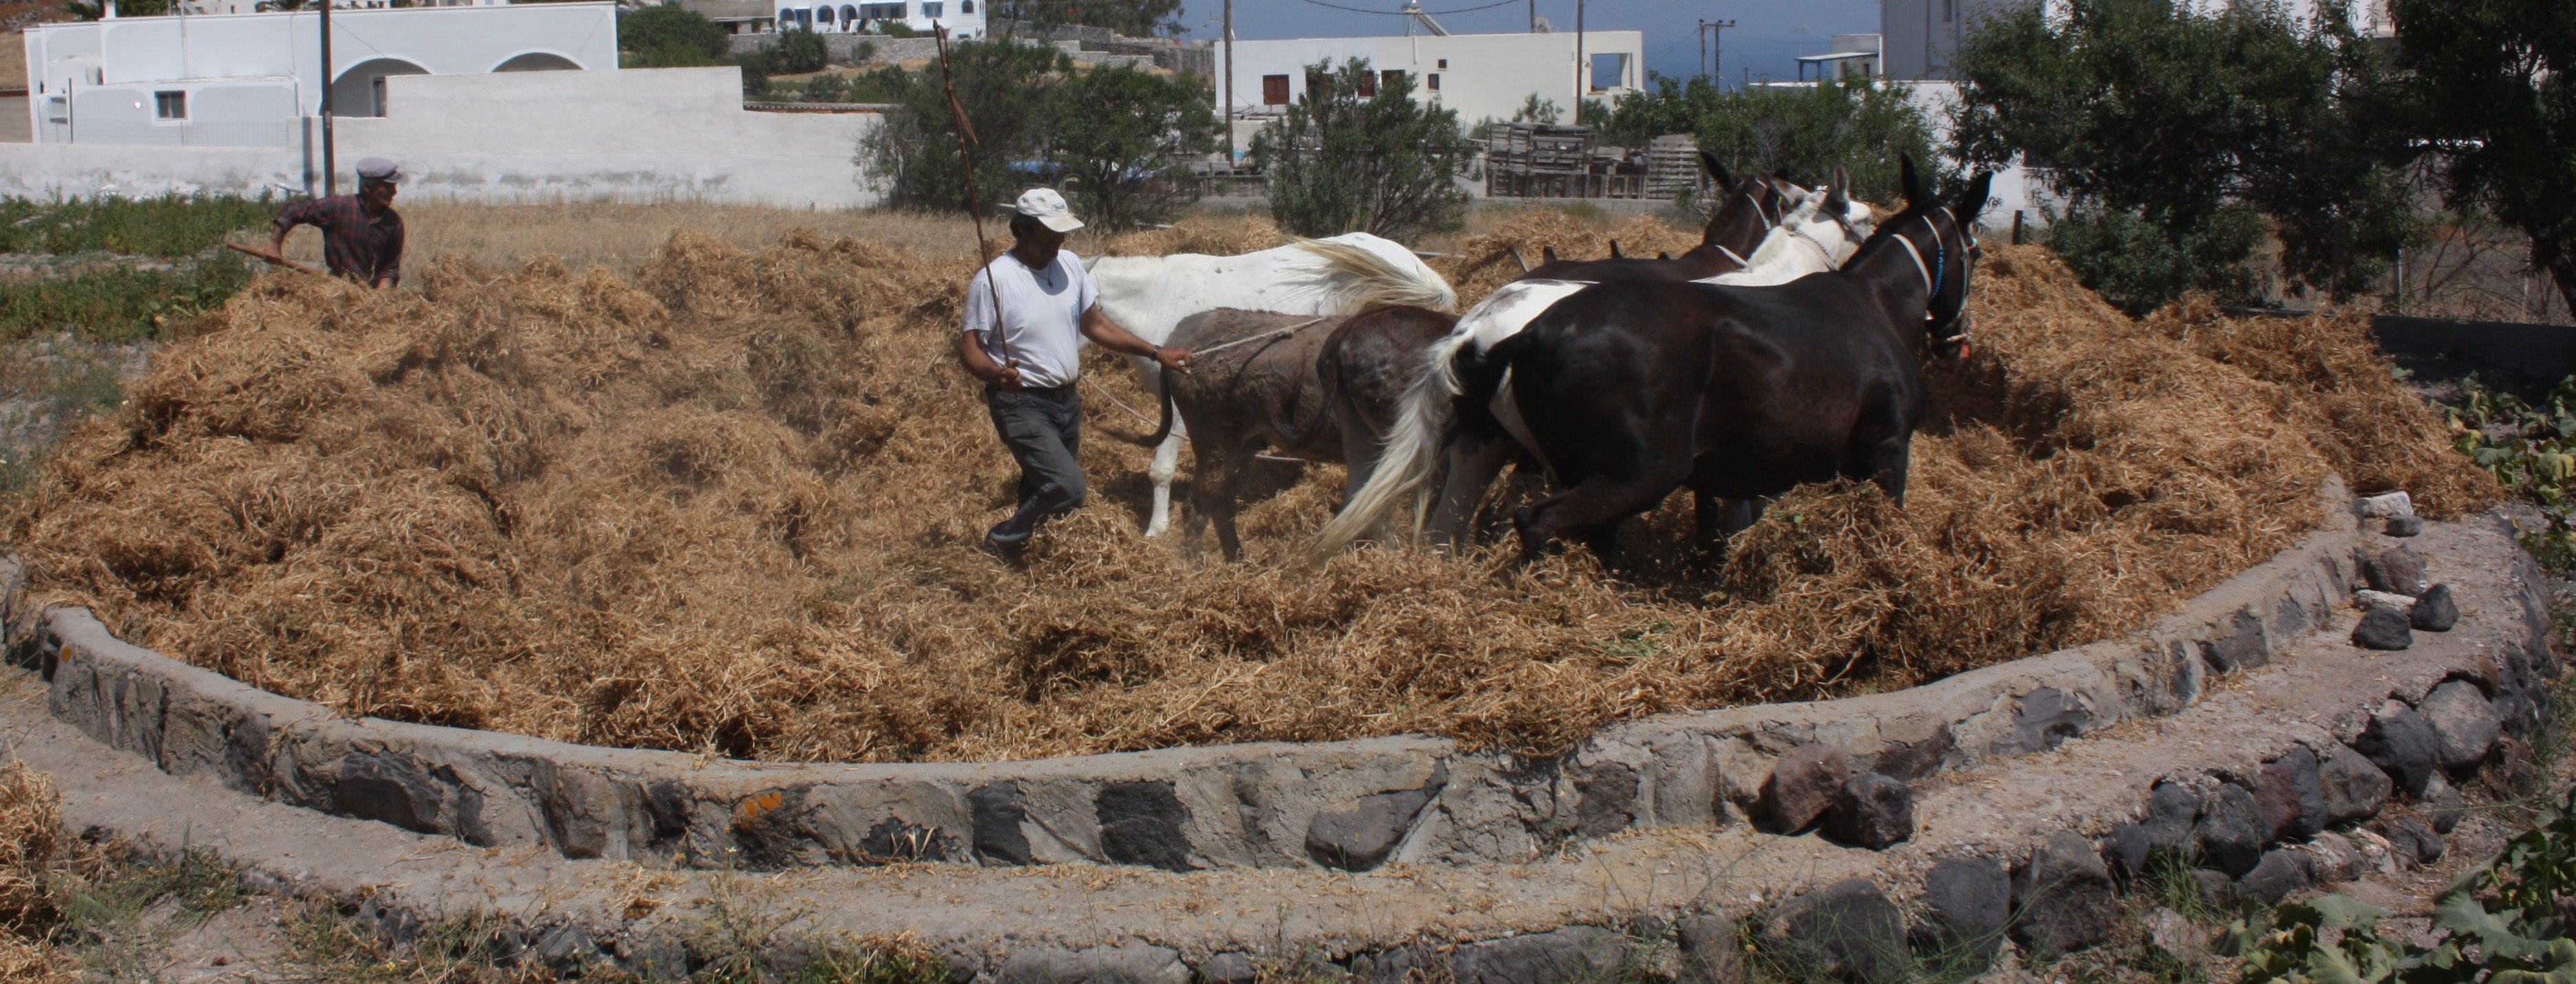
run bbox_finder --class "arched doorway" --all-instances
[329,57,429,118]
[492,52,582,72]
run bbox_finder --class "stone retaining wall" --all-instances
[4,484,2469,877]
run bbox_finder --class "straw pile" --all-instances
[3,221,2496,763]
[0,761,63,984]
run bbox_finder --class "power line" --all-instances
[1292,0,1521,15]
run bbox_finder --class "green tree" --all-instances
[992,0,1182,37]
[1595,75,1937,206]
[619,3,730,67]
[60,0,166,17]
[1048,66,1220,231]
[860,40,1070,212]
[2388,0,2576,315]
[1952,0,2411,309]
[774,26,830,74]
[1251,59,1474,241]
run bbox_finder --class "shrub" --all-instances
[1048,65,1220,230]
[2045,204,2267,314]
[859,40,1068,212]
[1594,74,1937,205]
[619,3,731,68]
[775,26,829,74]
[1251,58,1473,241]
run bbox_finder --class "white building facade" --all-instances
[769,0,987,36]
[1880,0,2392,80]
[21,2,618,146]
[1213,30,1646,145]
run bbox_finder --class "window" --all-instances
[153,90,186,120]
[1425,73,1440,91]
[1944,0,1953,19]
[1262,74,1289,105]
[815,5,832,22]
[921,1,940,14]
[1381,69,1404,94]
[1355,72,1375,96]
[960,0,971,10]
[860,2,903,18]
[1436,58,1447,69]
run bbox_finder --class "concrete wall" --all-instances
[1214,31,1644,135]
[0,68,879,208]
[23,2,619,137]
[0,140,303,199]
[336,67,879,207]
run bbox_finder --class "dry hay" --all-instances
[1,223,2497,763]
[0,763,66,984]
[1440,210,1707,309]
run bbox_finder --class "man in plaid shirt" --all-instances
[266,157,406,288]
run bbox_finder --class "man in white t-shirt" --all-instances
[960,188,1191,562]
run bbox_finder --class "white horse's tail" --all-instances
[1298,327,1477,566]
[1290,237,1460,314]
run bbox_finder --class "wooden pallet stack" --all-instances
[1646,134,1706,199]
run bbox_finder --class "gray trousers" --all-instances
[985,383,1088,549]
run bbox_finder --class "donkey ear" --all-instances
[1543,245,1559,264]
[1699,151,1733,189]
[1824,169,1851,214]
[1955,170,1996,224]
[1608,239,1624,259]
[1900,155,1930,208]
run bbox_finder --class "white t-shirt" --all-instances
[961,249,1098,389]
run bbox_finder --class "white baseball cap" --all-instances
[1011,188,1083,233]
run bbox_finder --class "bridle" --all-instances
[1889,208,1977,352]
[1785,194,1864,265]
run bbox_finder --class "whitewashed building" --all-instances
[21,1,618,146]
[1880,0,2392,80]
[769,0,987,36]
[1213,30,1646,149]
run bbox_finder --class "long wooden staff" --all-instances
[934,24,1011,371]
[224,240,325,276]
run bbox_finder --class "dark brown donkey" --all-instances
[1487,160,1993,560]
[1138,305,1456,560]
[1520,155,1785,283]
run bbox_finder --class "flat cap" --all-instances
[353,157,401,184]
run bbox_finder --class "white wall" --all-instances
[0,67,880,208]
[337,67,881,207]
[23,2,620,138]
[1213,31,1644,138]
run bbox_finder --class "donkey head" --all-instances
[1902,155,1993,361]
[1774,166,1875,267]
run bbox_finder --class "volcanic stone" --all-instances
[1771,879,1909,984]
[2412,584,2458,631]
[2379,817,2444,865]
[2384,515,2423,537]
[2317,743,2393,826]
[1675,914,1746,984]
[2358,490,2414,518]
[1823,773,1913,850]
[999,943,1189,984]
[2362,547,2430,594]
[2190,868,2234,903]
[1450,927,1628,984]
[1199,954,1257,984]
[2352,609,2414,650]
[2425,775,2465,834]
[2144,782,2200,853]
[2355,702,2440,796]
[1094,782,1193,871]
[1306,784,1437,872]
[2196,784,2267,877]
[2304,831,2364,884]
[1915,855,2010,973]
[2237,849,2312,904]
[1756,743,1853,833]
[2146,907,2211,960]
[2010,831,2120,958]
[2354,589,2417,613]
[2100,823,2151,882]
[2254,746,2326,842]
[2419,680,2500,769]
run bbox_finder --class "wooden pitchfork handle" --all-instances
[225,241,326,276]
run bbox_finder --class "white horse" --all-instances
[1087,233,1456,536]
[1301,180,1878,562]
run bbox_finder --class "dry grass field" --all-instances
[2,208,2500,764]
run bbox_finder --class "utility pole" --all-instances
[1572,0,1584,124]
[320,0,335,197]
[1222,0,1234,167]
[1708,19,1734,90]
[1527,0,1535,32]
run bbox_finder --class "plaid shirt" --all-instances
[274,194,404,286]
